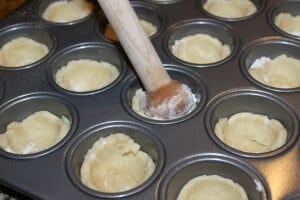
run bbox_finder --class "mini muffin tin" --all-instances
[0,0,299,199]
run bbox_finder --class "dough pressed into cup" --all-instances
[55,59,119,92]
[203,0,257,18]
[248,54,300,88]
[104,19,157,41]
[0,37,49,67]
[80,133,155,193]
[214,112,287,153]
[42,0,94,23]
[0,110,70,154]
[177,174,248,200]
[274,13,300,37]
[131,88,198,120]
[171,33,230,64]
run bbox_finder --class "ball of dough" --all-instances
[55,59,120,92]
[248,54,300,88]
[42,0,94,23]
[80,133,155,193]
[177,175,248,200]
[274,12,300,37]
[0,37,49,67]
[171,33,230,64]
[203,0,257,18]
[0,111,70,154]
[214,112,287,153]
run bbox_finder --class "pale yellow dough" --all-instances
[80,133,155,193]
[42,0,94,23]
[275,13,300,37]
[171,33,230,64]
[203,0,257,18]
[104,19,157,41]
[0,111,70,154]
[55,59,119,92]
[214,112,287,153]
[0,37,49,67]
[248,54,300,88]
[177,175,248,200]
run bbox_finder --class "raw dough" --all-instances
[42,0,94,23]
[104,19,157,41]
[131,88,198,120]
[0,111,70,154]
[203,0,257,18]
[248,54,300,88]
[0,37,49,67]
[274,12,300,37]
[171,33,230,64]
[177,175,248,200]
[55,59,120,92]
[80,133,155,193]
[214,112,287,153]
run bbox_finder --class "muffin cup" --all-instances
[268,0,300,40]
[94,1,166,43]
[205,88,299,158]
[199,0,266,21]
[157,154,270,200]
[163,18,239,67]
[47,42,126,95]
[0,92,78,159]
[0,23,56,70]
[37,0,98,25]
[66,121,164,198]
[240,36,300,92]
[121,65,207,124]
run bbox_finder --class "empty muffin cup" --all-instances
[66,121,164,198]
[240,37,300,92]
[268,0,300,39]
[95,1,165,42]
[0,23,56,69]
[205,88,299,158]
[157,154,270,200]
[121,65,207,124]
[199,0,265,21]
[163,18,239,67]
[47,42,126,95]
[37,0,96,25]
[0,92,78,159]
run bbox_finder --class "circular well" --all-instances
[94,1,166,42]
[205,89,299,158]
[47,42,126,95]
[240,37,300,92]
[163,18,239,67]
[0,92,78,159]
[66,121,164,198]
[121,65,207,124]
[0,23,56,69]
[268,0,300,40]
[37,0,97,25]
[199,0,266,21]
[157,154,270,200]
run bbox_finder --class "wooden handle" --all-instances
[97,0,171,91]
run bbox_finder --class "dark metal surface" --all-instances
[0,0,299,199]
